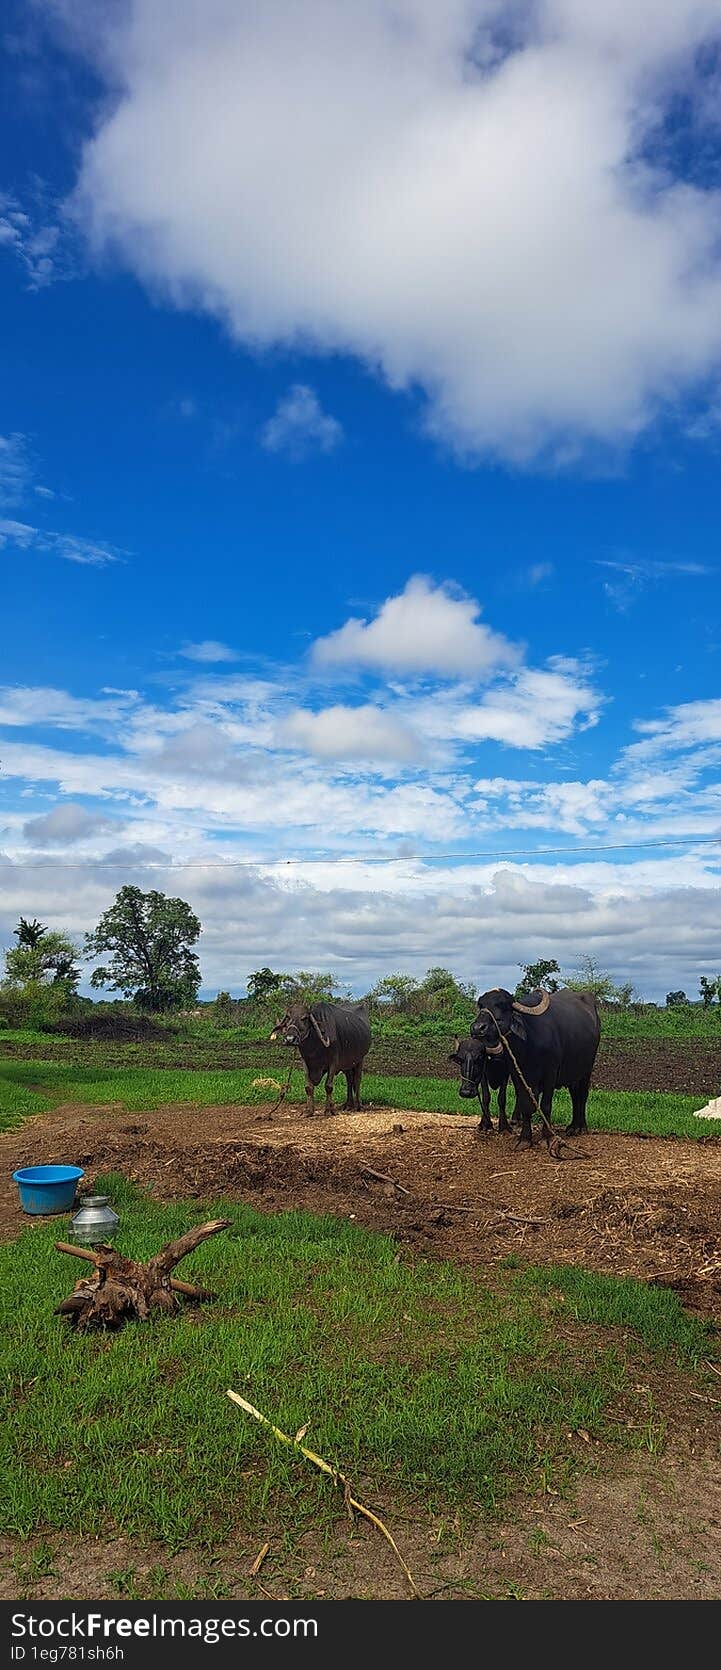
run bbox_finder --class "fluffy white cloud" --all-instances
[282,704,421,762]
[260,385,343,458]
[312,576,519,678]
[56,0,721,461]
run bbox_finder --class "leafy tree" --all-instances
[280,970,348,1005]
[515,957,561,995]
[367,973,420,1011]
[14,917,48,951]
[213,990,236,1025]
[666,990,689,1007]
[699,975,721,1008]
[565,955,638,1008]
[246,967,284,1002]
[85,886,201,1012]
[3,921,81,990]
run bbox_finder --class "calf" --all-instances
[448,1035,514,1135]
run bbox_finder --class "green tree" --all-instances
[213,990,235,1025]
[14,917,48,951]
[367,973,420,1012]
[565,955,638,1008]
[417,967,476,1015]
[666,990,689,1007]
[515,957,561,995]
[246,967,284,1002]
[85,886,201,1012]
[4,920,81,990]
[699,975,721,1008]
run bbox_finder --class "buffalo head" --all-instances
[471,986,550,1048]
[270,1003,331,1048]
[448,1035,486,1099]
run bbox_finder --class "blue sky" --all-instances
[1,1,721,1000]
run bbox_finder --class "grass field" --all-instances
[0,1056,716,1139]
[1,1174,715,1556]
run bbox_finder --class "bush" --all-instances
[0,982,83,1033]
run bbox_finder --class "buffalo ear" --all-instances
[509,1015,526,1042]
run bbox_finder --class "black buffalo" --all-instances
[448,1035,514,1135]
[270,1000,371,1116]
[470,987,600,1148]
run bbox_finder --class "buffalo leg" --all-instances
[355,1065,363,1111]
[566,1074,591,1135]
[515,1090,535,1149]
[540,1085,555,1144]
[343,1066,355,1111]
[305,1077,316,1117]
[324,1068,337,1116]
[477,1076,493,1136]
[497,1080,512,1135]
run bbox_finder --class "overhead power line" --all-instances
[0,833,720,868]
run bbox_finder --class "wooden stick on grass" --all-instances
[226,1389,420,1598]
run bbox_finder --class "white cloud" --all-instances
[0,847,719,1002]
[624,697,721,766]
[0,434,33,507]
[527,562,554,586]
[0,185,80,289]
[455,662,602,749]
[22,803,119,845]
[0,517,121,566]
[282,704,421,762]
[54,0,721,463]
[312,576,519,678]
[260,385,343,458]
[179,640,238,663]
[598,556,714,610]
[0,685,138,734]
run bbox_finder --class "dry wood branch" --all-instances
[226,1389,419,1599]
[249,1541,270,1578]
[55,1220,230,1331]
[55,1240,216,1298]
[500,1212,550,1228]
[360,1166,412,1196]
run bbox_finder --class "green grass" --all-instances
[0,1057,717,1139]
[0,1176,714,1545]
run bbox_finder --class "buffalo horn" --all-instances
[310,1011,331,1048]
[512,990,551,1016]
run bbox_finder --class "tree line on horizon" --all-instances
[1,885,721,1025]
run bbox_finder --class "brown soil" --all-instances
[3,1099,721,1313]
[3,1099,721,1603]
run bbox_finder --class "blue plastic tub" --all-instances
[13,1164,84,1215]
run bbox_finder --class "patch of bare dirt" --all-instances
[3,1099,721,1316]
[1,1435,720,1601]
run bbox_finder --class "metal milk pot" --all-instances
[70,1194,120,1244]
